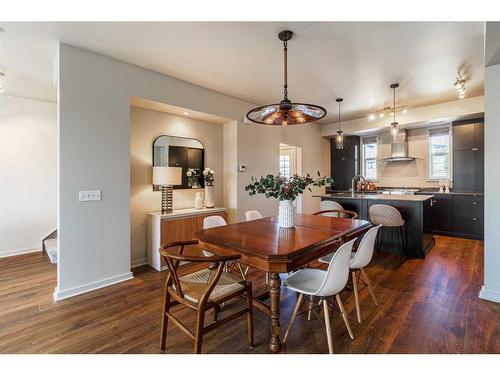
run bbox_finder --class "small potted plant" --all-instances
[245,172,333,228]
[203,168,215,208]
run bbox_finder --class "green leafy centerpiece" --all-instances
[245,172,333,228]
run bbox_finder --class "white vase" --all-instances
[204,186,215,208]
[194,192,204,209]
[279,199,295,228]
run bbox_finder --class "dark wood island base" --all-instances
[316,194,435,259]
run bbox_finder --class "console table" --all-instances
[147,207,228,271]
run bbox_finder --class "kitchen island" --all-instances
[315,193,435,258]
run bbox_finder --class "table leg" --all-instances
[268,272,282,353]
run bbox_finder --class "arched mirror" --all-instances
[153,135,205,189]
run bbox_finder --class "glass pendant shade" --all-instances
[336,130,344,149]
[246,30,327,126]
[335,97,344,149]
[389,83,400,143]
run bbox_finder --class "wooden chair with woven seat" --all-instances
[312,209,358,219]
[159,240,254,354]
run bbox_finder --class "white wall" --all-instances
[481,58,500,303]
[130,107,223,266]
[236,123,329,222]
[57,44,330,299]
[0,95,57,257]
[366,128,441,188]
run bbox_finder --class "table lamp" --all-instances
[153,166,182,214]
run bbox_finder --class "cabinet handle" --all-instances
[472,202,477,205]
[472,148,479,151]
[472,218,477,221]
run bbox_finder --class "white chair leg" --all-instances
[265,272,269,286]
[352,270,362,323]
[308,296,315,321]
[283,293,304,343]
[322,299,334,354]
[335,294,354,340]
[361,268,378,306]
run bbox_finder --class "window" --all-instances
[428,127,451,180]
[362,137,378,180]
[279,154,291,177]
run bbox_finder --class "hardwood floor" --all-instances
[0,236,498,353]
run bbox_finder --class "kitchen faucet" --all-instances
[351,175,366,197]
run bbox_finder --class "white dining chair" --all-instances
[319,225,381,323]
[202,215,246,279]
[245,210,263,221]
[244,210,264,281]
[282,238,357,354]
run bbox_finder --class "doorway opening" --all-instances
[279,143,303,213]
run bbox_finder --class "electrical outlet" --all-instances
[79,190,102,202]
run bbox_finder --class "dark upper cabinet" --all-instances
[453,150,475,192]
[453,123,475,151]
[474,121,484,149]
[331,136,360,190]
[452,119,484,193]
[168,146,188,168]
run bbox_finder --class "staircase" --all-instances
[42,230,58,264]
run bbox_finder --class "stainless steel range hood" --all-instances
[380,129,420,162]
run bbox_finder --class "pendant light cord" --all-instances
[338,101,341,131]
[283,40,288,100]
[393,86,396,124]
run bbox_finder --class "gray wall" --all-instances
[57,44,252,299]
[57,43,330,299]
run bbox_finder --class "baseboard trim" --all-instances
[479,286,500,303]
[0,246,41,258]
[53,272,134,301]
[131,257,147,268]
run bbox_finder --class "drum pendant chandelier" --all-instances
[246,30,327,126]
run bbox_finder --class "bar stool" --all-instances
[369,204,406,260]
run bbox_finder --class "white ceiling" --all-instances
[0,22,485,123]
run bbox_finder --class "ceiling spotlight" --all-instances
[454,76,466,99]
[379,112,385,118]
[183,111,190,115]
[402,107,408,114]
[368,113,376,120]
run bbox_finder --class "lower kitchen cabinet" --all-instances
[428,195,453,234]
[418,193,483,240]
[452,195,484,238]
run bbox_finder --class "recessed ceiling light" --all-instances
[183,111,190,115]
[368,114,376,120]
[402,107,408,114]
[379,112,385,118]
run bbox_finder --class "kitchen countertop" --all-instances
[315,193,433,202]
[326,189,483,196]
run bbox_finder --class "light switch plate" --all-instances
[79,190,102,202]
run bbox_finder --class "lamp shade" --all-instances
[153,166,182,186]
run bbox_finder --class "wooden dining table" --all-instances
[192,213,372,353]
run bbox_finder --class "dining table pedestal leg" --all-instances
[268,272,282,353]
